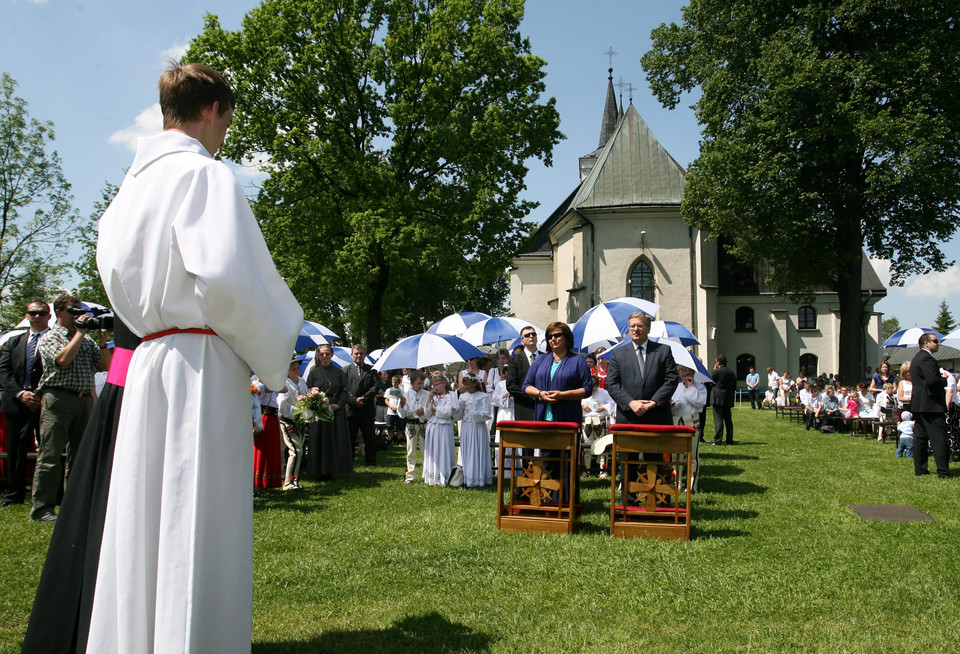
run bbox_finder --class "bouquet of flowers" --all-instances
[293,387,334,424]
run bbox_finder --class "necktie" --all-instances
[25,332,39,388]
[530,350,537,364]
[637,344,646,382]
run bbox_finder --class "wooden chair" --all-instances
[609,423,695,541]
[496,420,580,535]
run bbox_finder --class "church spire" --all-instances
[599,49,619,148]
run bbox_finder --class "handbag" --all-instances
[448,465,465,487]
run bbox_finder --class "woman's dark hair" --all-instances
[544,321,574,353]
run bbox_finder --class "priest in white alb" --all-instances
[87,63,302,653]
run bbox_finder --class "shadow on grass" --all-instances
[700,451,761,461]
[252,611,495,653]
[699,477,767,495]
[254,468,397,513]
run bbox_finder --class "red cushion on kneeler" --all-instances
[508,503,584,515]
[609,423,695,434]
[497,420,581,431]
[614,505,688,514]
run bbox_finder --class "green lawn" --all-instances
[2,408,958,653]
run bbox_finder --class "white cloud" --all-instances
[108,104,163,152]
[160,41,189,64]
[902,266,960,299]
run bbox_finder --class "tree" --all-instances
[933,299,956,335]
[880,315,900,343]
[642,1,960,383]
[0,73,79,320]
[72,182,118,309]
[0,254,62,330]
[184,0,561,348]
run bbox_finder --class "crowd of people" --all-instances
[751,349,958,477]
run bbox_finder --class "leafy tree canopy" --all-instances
[642,0,960,382]
[71,181,118,310]
[184,0,562,348]
[0,72,79,326]
[880,315,900,343]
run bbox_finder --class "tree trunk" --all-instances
[365,247,390,351]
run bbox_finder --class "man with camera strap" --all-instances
[30,294,111,523]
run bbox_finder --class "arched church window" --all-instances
[799,353,818,377]
[798,306,817,330]
[735,306,755,331]
[628,260,655,303]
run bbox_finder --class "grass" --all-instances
[2,408,959,652]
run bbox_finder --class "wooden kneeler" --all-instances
[609,423,695,541]
[496,420,580,534]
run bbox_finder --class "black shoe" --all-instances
[710,442,723,446]
[726,440,735,445]
[0,497,23,507]
[31,512,57,525]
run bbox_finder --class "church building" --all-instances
[509,70,886,383]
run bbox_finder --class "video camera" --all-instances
[65,305,114,332]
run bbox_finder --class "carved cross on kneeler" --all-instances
[516,461,562,507]
[627,463,677,511]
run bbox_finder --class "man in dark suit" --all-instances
[711,354,737,445]
[0,301,50,506]
[505,326,539,421]
[606,312,679,426]
[345,343,379,467]
[910,333,951,478]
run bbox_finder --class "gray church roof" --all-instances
[570,102,686,210]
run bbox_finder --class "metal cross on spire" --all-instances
[604,46,617,77]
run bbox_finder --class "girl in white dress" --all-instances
[423,374,461,486]
[491,376,517,478]
[458,373,493,487]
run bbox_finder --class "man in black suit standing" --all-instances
[0,301,50,506]
[505,326,539,421]
[345,343,380,467]
[711,354,737,445]
[910,333,951,478]
[606,312,679,426]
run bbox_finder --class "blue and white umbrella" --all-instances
[882,327,944,348]
[571,297,660,351]
[649,320,700,347]
[373,333,486,371]
[598,336,712,384]
[295,320,340,351]
[426,311,491,337]
[460,317,542,347]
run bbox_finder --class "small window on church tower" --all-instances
[629,260,655,303]
[798,306,817,330]
[736,306,755,331]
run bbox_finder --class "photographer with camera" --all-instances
[29,294,111,524]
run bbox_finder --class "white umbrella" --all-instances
[373,333,486,371]
[942,328,960,347]
[460,317,542,347]
[0,329,26,348]
[598,336,713,384]
[426,311,491,337]
[571,297,660,351]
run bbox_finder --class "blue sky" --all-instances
[2,0,958,328]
